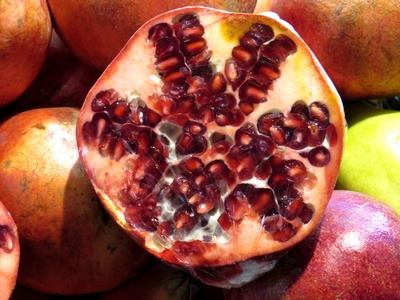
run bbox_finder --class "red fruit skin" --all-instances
[0,0,51,107]
[47,0,259,69]
[225,190,400,299]
[101,260,223,300]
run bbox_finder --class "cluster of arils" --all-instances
[81,13,336,245]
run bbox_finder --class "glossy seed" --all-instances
[91,89,118,112]
[308,146,331,167]
[255,160,272,180]
[309,101,330,125]
[182,38,207,56]
[209,72,227,94]
[232,46,257,69]
[257,111,284,135]
[263,215,296,242]
[225,59,246,90]
[148,23,173,43]
[239,79,269,103]
[250,188,275,215]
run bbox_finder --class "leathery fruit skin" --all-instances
[0,108,148,295]
[264,0,400,99]
[0,0,51,107]
[225,190,400,300]
[48,0,260,69]
[76,6,345,288]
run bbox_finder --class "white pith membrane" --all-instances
[0,201,19,297]
[76,7,345,287]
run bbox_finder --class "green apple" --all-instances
[336,102,400,215]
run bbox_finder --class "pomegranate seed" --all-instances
[282,196,305,220]
[183,121,206,136]
[179,14,200,26]
[109,100,130,123]
[136,128,155,153]
[174,96,194,113]
[260,34,297,63]
[232,46,257,69]
[213,140,231,154]
[176,134,207,155]
[188,50,212,69]
[180,157,204,173]
[231,109,245,127]
[306,119,326,146]
[257,111,284,135]
[148,23,173,43]
[255,135,275,157]
[284,113,306,128]
[255,160,272,180]
[174,206,198,231]
[225,190,249,221]
[268,173,288,190]
[163,68,189,84]
[193,173,207,189]
[253,58,280,84]
[225,59,246,90]
[196,199,215,214]
[145,108,161,127]
[283,160,307,183]
[237,154,257,180]
[235,124,256,149]
[326,123,338,146]
[291,100,309,117]
[249,23,274,41]
[287,127,308,150]
[178,24,205,41]
[91,89,118,112]
[198,106,215,124]
[218,212,233,231]
[270,125,286,145]
[188,192,203,205]
[215,109,232,126]
[308,146,331,167]
[156,54,184,74]
[250,188,275,215]
[209,72,227,94]
[239,79,269,103]
[309,101,330,125]
[239,32,263,49]
[239,101,254,115]
[299,204,313,224]
[171,175,192,198]
[205,160,230,179]
[262,215,296,242]
[157,221,174,236]
[210,132,226,144]
[191,64,213,81]
[155,37,179,58]
[182,38,207,56]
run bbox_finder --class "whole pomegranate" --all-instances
[76,7,345,288]
[225,190,400,299]
[264,0,400,99]
[48,0,264,69]
[0,108,148,294]
[0,0,51,107]
[0,200,19,300]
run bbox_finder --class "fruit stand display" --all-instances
[0,1,399,299]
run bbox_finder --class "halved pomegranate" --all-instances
[0,200,19,300]
[76,7,345,288]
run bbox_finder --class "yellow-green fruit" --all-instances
[337,103,400,215]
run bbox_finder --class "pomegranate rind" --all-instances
[0,200,20,300]
[77,6,345,276]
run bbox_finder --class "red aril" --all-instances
[76,7,345,288]
[0,201,19,300]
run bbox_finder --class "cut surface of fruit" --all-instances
[76,7,345,288]
[0,108,148,294]
[0,200,19,300]
[225,190,400,299]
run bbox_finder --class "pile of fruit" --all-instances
[1,1,399,299]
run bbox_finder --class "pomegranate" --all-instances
[264,0,400,99]
[76,7,345,288]
[0,201,19,300]
[47,0,264,69]
[225,190,400,299]
[0,0,51,107]
[101,260,223,300]
[0,108,148,294]
[12,31,101,111]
